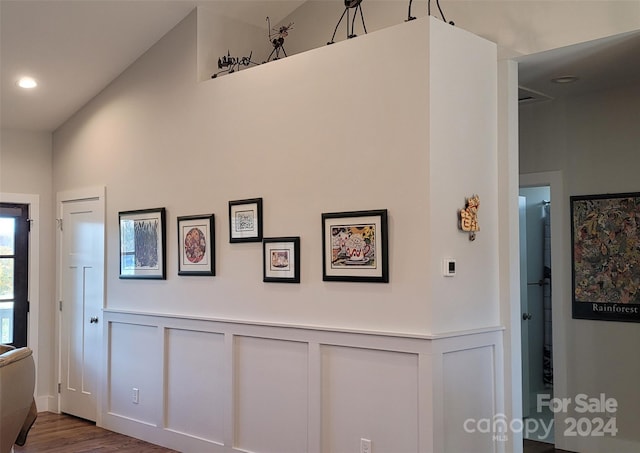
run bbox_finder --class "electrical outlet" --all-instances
[360,438,371,453]
[132,387,139,404]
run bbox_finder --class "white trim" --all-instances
[0,192,40,406]
[519,170,568,451]
[101,308,504,341]
[497,58,523,453]
[102,310,504,453]
[56,186,105,204]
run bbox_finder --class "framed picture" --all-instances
[263,237,300,283]
[571,192,640,322]
[177,214,215,276]
[119,208,166,279]
[322,209,388,283]
[229,198,263,243]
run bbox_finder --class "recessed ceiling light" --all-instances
[17,77,38,89]
[551,75,579,84]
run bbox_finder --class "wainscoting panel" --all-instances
[108,321,161,427]
[320,345,419,453]
[234,336,309,453]
[442,345,497,453]
[165,328,225,444]
[102,310,504,453]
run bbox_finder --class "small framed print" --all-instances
[177,214,215,276]
[229,198,263,243]
[322,209,389,283]
[263,237,300,283]
[119,207,166,279]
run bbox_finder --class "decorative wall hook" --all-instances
[459,194,480,241]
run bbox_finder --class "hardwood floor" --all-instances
[15,412,576,453]
[14,412,177,453]
[524,439,577,453]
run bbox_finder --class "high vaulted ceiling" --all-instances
[1,1,639,133]
[0,0,304,132]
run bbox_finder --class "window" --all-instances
[0,203,29,347]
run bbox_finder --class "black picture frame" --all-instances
[229,198,263,243]
[322,209,389,283]
[571,192,640,322]
[119,207,166,279]
[263,237,300,283]
[177,214,215,276]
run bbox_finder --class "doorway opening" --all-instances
[0,202,30,347]
[519,186,554,444]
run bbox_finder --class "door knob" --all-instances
[90,316,99,324]
[522,313,532,321]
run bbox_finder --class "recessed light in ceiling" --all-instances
[551,75,579,84]
[17,77,38,89]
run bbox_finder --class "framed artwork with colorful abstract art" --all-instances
[571,192,640,322]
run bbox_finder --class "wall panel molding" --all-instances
[102,310,504,453]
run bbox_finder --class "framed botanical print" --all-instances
[119,207,166,279]
[177,214,215,276]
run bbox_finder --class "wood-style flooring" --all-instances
[523,439,576,453]
[15,412,576,453]
[14,412,177,453]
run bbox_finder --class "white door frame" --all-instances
[518,196,530,418]
[519,171,568,450]
[56,186,106,423]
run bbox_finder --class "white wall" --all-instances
[0,128,55,409]
[54,12,499,337]
[52,9,503,452]
[520,82,640,452]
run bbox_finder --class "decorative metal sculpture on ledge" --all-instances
[327,0,367,45]
[265,17,294,62]
[211,51,259,78]
[406,0,455,25]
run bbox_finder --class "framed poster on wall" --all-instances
[177,214,215,276]
[322,209,388,283]
[119,207,166,279]
[263,237,300,283]
[571,192,640,322]
[229,198,263,243]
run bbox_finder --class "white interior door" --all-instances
[519,196,531,418]
[59,193,104,421]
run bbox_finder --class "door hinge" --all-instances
[26,300,30,313]
[59,300,63,311]
[56,218,63,231]
[58,383,61,393]
[27,218,33,232]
